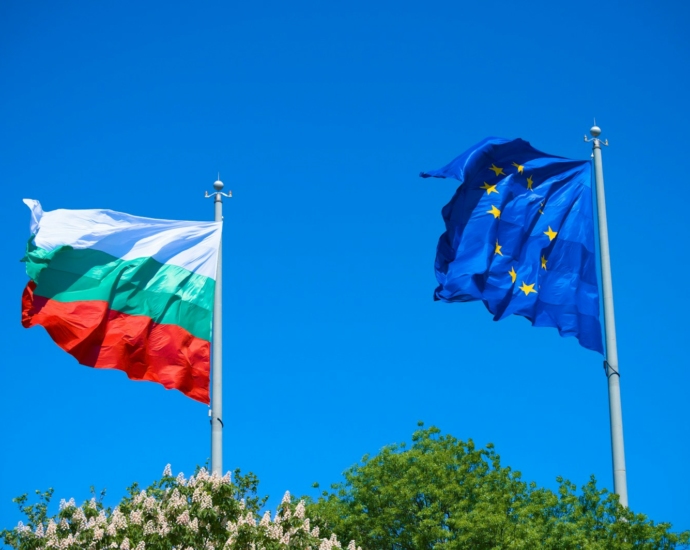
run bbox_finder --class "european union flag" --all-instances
[421,137,603,353]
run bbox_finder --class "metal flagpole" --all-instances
[585,123,628,507]
[206,177,231,476]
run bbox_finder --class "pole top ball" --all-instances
[590,125,601,137]
[213,179,224,191]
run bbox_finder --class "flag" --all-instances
[421,137,603,353]
[21,199,222,403]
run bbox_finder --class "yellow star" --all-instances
[538,202,544,215]
[509,266,517,283]
[489,164,506,177]
[480,182,499,195]
[544,226,558,241]
[518,281,537,296]
[495,240,503,256]
[541,255,548,270]
[487,205,501,219]
[526,175,534,190]
[512,162,524,174]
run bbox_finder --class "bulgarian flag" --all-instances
[21,199,221,404]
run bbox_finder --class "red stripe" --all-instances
[22,281,210,404]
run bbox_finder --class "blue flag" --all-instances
[421,137,603,353]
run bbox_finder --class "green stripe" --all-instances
[24,244,215,341]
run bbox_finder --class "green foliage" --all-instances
[3,428,687,550]
[305,426,689,550]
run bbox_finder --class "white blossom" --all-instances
[73,507,87,527]
[157,521,170,537]
[15,521,30,533]
[163,464,172,476]
[267,524,283,540]
[197,468,209,482]
[167,488,187,510]
[176,509,191,526]
[111,507,128,531]
[210,474,223,490]
[247,512,257,527]
[129,509,143,525]
[59,498,75,511]
[295,500,306,519]
[193,486,212,508]
[201,493,213,509]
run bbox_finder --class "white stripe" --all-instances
[24,199,222,280]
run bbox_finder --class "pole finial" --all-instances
[213,178,224,191]
[590,120,602,138]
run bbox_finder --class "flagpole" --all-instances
[586,124,628,507]
[207,177,231,476]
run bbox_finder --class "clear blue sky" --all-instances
[1,0,689,535]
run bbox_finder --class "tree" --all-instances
[305,425,689,550]
[2,466,359,550]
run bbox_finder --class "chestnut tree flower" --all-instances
[1,466,356,550]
